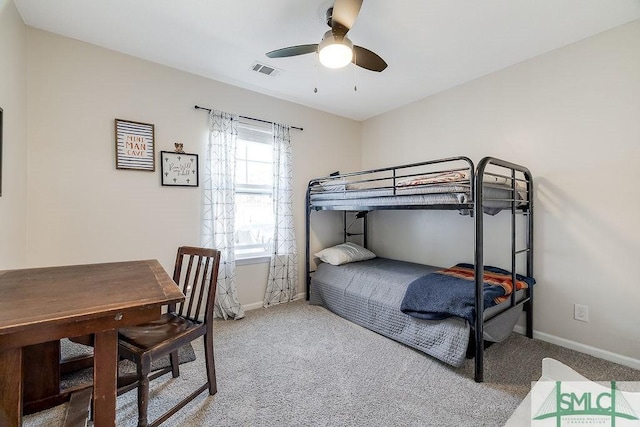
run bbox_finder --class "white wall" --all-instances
[362,20,640,361]
[0,0,28,269]
[25,28,360,305]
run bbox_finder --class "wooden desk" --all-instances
[0,260,184,427]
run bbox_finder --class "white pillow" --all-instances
[319,179,373,192]
[320,179,347,192]
[314,242,376,266]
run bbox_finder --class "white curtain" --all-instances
[264,124,299,307]
[202,110,245,320]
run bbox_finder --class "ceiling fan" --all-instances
[265,0,387,72]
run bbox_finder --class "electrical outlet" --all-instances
[574,304,589,322]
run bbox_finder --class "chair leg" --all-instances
[137,358,151,427]
[204,332,217,395]
[169,350,180,378]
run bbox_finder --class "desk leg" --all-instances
[93,330,118,427]
[0,347,22,427]
[23,341,61,409]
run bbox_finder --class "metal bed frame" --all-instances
[304,156,534,382]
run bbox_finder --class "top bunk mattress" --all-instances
[307,157,530,214]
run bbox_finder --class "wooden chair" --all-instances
[117,246,220,427]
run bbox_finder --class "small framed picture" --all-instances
[161,151,199,187]
[115,119,155,171]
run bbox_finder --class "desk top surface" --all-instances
[0,259,184,334]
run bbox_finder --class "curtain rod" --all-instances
[194,105,303,131]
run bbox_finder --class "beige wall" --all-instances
[362,20,640,363]
[0,0,28,269]
[25,28,359,306]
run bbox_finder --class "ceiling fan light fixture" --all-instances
[318,31,353,69]
[265,3,387,73]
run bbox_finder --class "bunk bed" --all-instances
[305,156,534,382]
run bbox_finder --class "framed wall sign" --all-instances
[161,151,199,187]
[115,119,155,171]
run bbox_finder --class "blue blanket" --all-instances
[400,263,535,324]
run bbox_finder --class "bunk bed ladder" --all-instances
[474,157,534,382]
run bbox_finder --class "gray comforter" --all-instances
[309,257,471,367]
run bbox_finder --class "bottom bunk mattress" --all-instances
[309,257,524,367]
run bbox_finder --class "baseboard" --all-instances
[243,292,307,312]
[243,301,264,311]
[514,325,640,370]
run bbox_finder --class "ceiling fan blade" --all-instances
[331,0,363,36]
[266,44,318,58]
[353,45,387,72]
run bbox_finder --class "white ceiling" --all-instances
[14,0,640,121]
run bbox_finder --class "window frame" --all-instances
[234,120,274,262]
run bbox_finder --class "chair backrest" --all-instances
[170,246,220,323]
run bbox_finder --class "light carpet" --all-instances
[24,300,640,426]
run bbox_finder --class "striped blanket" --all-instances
[400,263,535,324]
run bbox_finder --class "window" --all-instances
[234,121,274,259]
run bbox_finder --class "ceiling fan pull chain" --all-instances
[314,53,319,93]
[353,50,357,92]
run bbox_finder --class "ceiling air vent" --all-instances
[251,62,280,77]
